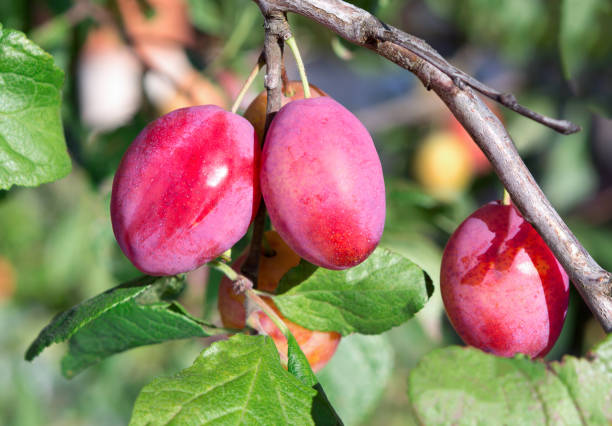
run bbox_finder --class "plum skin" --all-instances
[111,105,260,276]
[243,81,326,143]
[261,97,385,270]
[218,231,341,372]
[440,201,569,358]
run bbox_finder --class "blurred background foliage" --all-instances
[1,0,611,424]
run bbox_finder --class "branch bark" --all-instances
[252,0,612,332]
[240,10,288,286]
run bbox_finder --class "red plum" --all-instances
[261,97,385,270]
[111,105,260,275]
[441,201,569,358]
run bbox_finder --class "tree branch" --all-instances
[252,0,612,332]
[239,10,289,285]
[254,0,579,135]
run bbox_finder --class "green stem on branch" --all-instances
[208,260,239,281]
[502,188,511,205]
[231,53,265,114]
[286,36,311,98]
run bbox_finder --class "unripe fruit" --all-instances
[261,97,385,270]
[414,130,473,201]
[440,201,569,358]
[111,105,260,275]
[244,81,327,142]
[218,231,341,372]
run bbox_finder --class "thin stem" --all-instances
[208,260,239,282]
[286,36,311,98]
[219,249,232,263]
[246,289,290,337]
[254,0,579,135]
[502,188,511,205]
[231,52,265,114]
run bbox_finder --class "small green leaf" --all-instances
[130,334,317,426]
[317,334,394,426]
[274,247,432,335]
[25,275,225,378]
[287,334,318,388]
[408,335,612,424]
[25,275,160,361]
[0,24,71,189]
[286,335,343,425]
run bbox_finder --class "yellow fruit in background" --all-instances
[414,131,473,201]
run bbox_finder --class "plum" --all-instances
[243,81,326,142]
[218,231,341,372]
[111,105,260,275]
[261,96,385,270]
[440,201,569,358]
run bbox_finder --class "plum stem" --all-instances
[286,36,311,99]
[209,260,254,295]
[231,52,265,114]
[219,249,232,263]
[209,260,238,281]
[502,189,511,205]
[246,289,291,337]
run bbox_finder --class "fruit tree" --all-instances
[1,0,611,424]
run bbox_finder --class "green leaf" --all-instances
[129,334,317,426]
[408,335,612,424]
[286,335,343,425]
[0,23,71,189]
[274,247,432,335]
[25,275,225,378]
[317,334,394,426]
[287,334,318,388]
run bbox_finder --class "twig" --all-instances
[239,10,288,286]
[251,0,612,332]
[231,52,265,113]
[254,0,579,135]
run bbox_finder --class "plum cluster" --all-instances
[110,84,385,275]
[111,79,570,364]
[110,83,384,370]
